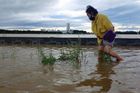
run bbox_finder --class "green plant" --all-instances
[41,55,56,65]
[98,51,112,62]
[59,46,82,67]
[37,37,85,68]
[38,47,56,65]
[103,52,112,62]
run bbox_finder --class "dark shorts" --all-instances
[102,30,116,46]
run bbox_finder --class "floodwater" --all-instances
[0,45,140,93]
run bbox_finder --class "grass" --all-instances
[41,55,56,65]
[103,52,112,62]
[38,47,56,65]
[58,45,83,67]
[37,38,85,68]
[98,51,112,62]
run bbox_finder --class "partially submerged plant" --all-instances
[38,47,56,65]
[41,55,56,65]
[37,38,86,68]
[103,52,112,62]
[59,46,83,67]
[98,51,112,62]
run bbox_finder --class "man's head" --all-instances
[86,5,98,21]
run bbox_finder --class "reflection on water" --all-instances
[0,45,140,93]
[77,59,119,93]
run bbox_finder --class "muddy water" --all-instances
[0,45,140,93]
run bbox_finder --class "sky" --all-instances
[0,0,140,32]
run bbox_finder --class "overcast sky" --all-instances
[0,0,140,32]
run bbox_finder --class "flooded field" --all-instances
[0,45,140,93]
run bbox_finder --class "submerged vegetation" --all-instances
[38,44,84,67]
[58,39,84,67]
[41,54,56,65]
[38,47,56,65]
[58,46,82,67]
[37,41,114,68]
[98,50,114,62]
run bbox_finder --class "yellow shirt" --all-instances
[91,13,114,44]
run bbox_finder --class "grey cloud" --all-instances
[0,0,57,17]
[0,0,140,31]
[103,3,140,25]
[0,0,59,28]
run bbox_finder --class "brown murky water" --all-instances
[0,45,140,93]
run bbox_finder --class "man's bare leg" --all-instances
[103,45,124,61]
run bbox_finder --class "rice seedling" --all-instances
[41,54,56,65]
[37,37,86,68]
[58,45,83,67]
[103,52,112,62]
[38,47,56,65]
[98,50,112,62]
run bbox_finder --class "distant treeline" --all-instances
[0,29,62,34]
[0,29,140,34]
[0,29,88,34]
[116,31,140,34]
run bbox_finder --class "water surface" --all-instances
[0,45,140,93]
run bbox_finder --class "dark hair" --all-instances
[86,5,98,15]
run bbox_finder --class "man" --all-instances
[86,5,123,61]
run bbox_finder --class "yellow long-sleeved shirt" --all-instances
[91,13,114,45]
